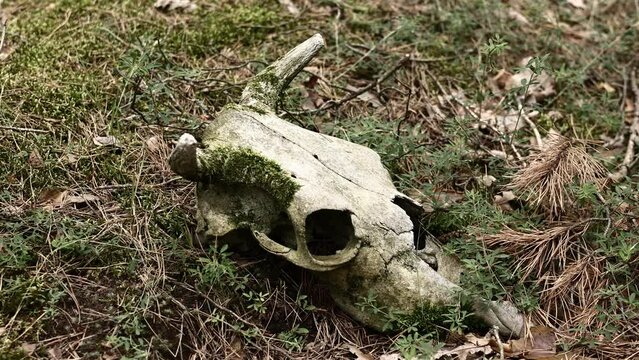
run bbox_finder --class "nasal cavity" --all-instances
[305,209,354,256]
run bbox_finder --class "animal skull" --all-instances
[169,34,524,337]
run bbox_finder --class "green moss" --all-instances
[198,146,300,208]
[168,5,281,57]
[223,103,270,115]
[244,69,281,110]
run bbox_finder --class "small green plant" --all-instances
[277,325,309,352]
[393,332,443,360]
[480,34,509,71]
[243,290,269,314]
[442,304,471,335]
[191,244,248,291]
[295,293,317,311]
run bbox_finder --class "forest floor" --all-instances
[0,0,638,359]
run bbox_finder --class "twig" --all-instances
[395,79,413,138]
[286,55,410,116]
[0,125,49,134]
[609,68,639,182]
[518,101,543,148]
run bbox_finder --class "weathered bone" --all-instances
[169,34,525,337]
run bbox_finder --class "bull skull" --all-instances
[169,34,524,337]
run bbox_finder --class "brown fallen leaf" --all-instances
[66,194,100,204]
[566,0,586,9]
[39,188,69,210]
[145,135,164,153]
[347,344,375,360]
[28,149,44,168]
[278,0,300,16]
[93,135,119,147]
[596,82,615,93]
[434,334,492,360]
[21,343,37,355]
[508,8,530,26]
[47,347,63,360]
[346,85,383,108]
[227,336,245,360]
[495,325,556,359]
[379,354,402,360]
[38,189,100,210]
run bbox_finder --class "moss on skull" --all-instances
[198,146,300,208]
[243,68,282,110]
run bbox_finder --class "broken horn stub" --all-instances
[241,33,325,111]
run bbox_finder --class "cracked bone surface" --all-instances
[169,34,525,337]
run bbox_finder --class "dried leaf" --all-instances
[21,343,37,355]
[61,153,79,165]
[93,135,119,147]
[301,75,321,110]
[379,354,403,360]
[146,135,163,153]
[39,188,69,210]
[498,325,556,359]
[28,149,44,168]
[434,343,492,360]
[227,336,245,360]
[278,0,300,16]
[47,347,63,360]
[66,194,100,204]
[346,85,383,107]
[154,0,196,12]
[508,8,530,25]
[476,174,497,187]
[596,82,615,93]
[432,191,464,208]
[348,344,375,360]
[566,0,586,9]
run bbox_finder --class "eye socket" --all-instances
[268,212,297,250]
[305,209,354,256]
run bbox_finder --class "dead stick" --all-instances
[0,125,49,134]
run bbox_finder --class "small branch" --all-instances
[287,55,410,116]
[0,125,49,134]
[609,69,639,182]
[396,79,413,138]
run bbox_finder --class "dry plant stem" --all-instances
[0,17,6,53]
[0,125,49,133]
[517,100,543,148]
[610,69,639,182]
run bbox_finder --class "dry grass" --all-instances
[510,133,607,218]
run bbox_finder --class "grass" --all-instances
[1,0,638,358]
